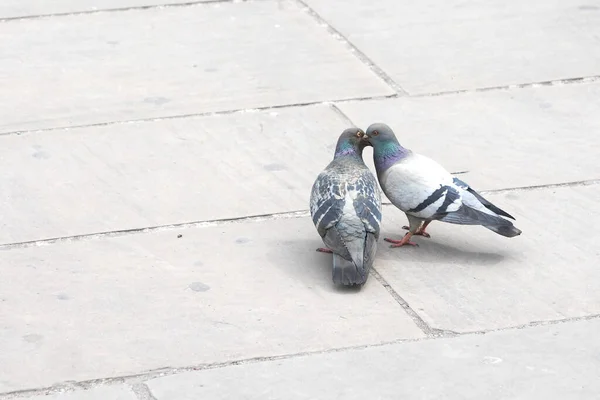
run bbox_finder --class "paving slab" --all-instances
[28,386,136,400]
[373,184,600,333]
[0,0,204,19]
[4,82,599,245]
[0,217,423,392]
[305,0,600,94]
[0,105,360,244]
[338,83,600,191]
[0,0,392,133]
[146,318,600,400]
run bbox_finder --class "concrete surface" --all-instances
[0,105,353,243]
[0,0,391,133]
[146,319,600,400]
[1,0,599,399]
[0,218,422,391]
[374,184,600,332]
[340,82,600,190]
[0,0,205,19]
[5,83,600,244]
[29,386,137,400]
[305,0,600,94]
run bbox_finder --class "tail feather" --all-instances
[484,223,522,238]
[436,205,522,238]
[332,233,377,286]
[332,254,366,286]
[361,233,377,278]
[325,227,376,286]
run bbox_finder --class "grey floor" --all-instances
[1,1,600,399]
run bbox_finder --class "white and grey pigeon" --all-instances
[310,128,382,285]
[365,123,521,248]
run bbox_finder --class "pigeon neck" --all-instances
[334,140,363,160]
[374,141,409,173]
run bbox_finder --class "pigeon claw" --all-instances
[316,247,334,254]
[384,236,419,248]
[402,225,431,238]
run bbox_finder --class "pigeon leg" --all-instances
[386,214,422,247]
[402,220,432,238]
[316,247,333,254]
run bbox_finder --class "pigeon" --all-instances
[310,128,382,285]
[364,123,521,247]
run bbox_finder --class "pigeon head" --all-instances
[365,123,409,173]
[333,127,370,158]
[364,123,399,145]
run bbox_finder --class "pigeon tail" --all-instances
[323,226,371,286]
[483,223,522,238]
[332,254,367,286]
[436,205,522,238]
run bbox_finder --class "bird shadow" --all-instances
[272,238,367,294]
[270,228,512,295]
[375,228,508,268]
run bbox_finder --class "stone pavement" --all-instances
[1,0,599,398]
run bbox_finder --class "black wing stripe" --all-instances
[452,177,469,189]
[409,185,448,213]
[312,197,337,227]
[354,198,381,234]
[435,186,460,214]
[317,205,341,232]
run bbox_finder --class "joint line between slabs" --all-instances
[413,75,600,97]
[0,210,311,250]
[0,0,236,23]
[0,178,598,250]
[1,76,598,137]
[370,268,440,336]
[4,314,600,399]
[0,94,397,138]
[294,0,408,96]
[484,178,600,194]
[328,103,358,127]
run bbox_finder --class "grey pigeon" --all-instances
[310,128,382,285]
[365,123,521,247]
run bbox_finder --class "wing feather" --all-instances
[453,177,515,220]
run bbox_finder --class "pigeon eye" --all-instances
[371,130,379,136]
[356,131,364,138]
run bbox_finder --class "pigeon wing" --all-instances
[310,170,346,238]
[452,177,515,220]
[351,171,382,238]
